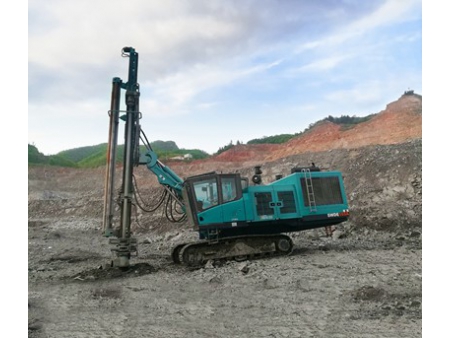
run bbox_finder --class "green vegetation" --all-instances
[246,114,375,146]
[28,140,209,168]
[28,144,47,164]
[28,113,375,168]
[48,155,79,167]
[323,114,376,126]
[151,140,179,152]
[58,144,108,163]
[214,140,244,155]
[247,134,295,145]
[28,144,78,167]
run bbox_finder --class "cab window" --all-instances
[193,178,218,211]
[221,177,238,203]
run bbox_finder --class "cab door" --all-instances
[273,185,299,219]
[252,185,299,221]
[220,175,246,223]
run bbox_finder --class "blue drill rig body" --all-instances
[102,47,349,268]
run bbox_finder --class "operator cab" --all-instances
[185,172,248,212]
[183,172,248,225]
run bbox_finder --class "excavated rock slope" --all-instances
[210,92,421,164]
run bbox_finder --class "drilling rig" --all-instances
[102,47,350,268]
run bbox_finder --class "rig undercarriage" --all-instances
[172,234,294,266]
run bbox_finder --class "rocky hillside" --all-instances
[209,92,421,164]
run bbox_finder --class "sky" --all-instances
[27,0,422,156]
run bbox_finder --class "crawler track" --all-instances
[172,234,294,266]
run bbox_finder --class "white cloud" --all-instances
[292,54,353,73]
[296,0,421,53]
[139,59,284,117]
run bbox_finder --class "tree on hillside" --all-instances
[324,114,376,125]
[215,140,235,155]
[28,144,47,164]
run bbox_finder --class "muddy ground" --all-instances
[28,140,422,338]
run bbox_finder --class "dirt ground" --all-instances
[28,141,422,338]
